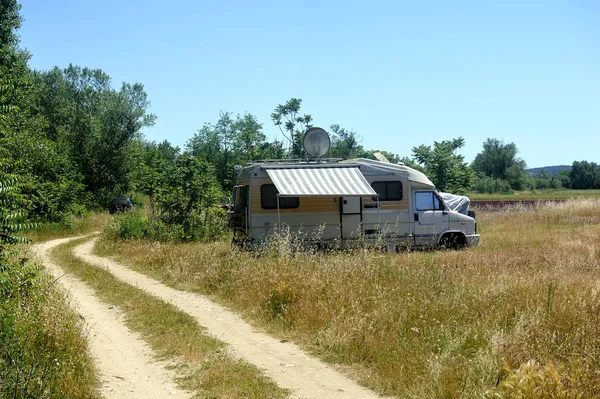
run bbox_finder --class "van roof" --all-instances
[341,158,434,187]
[237,158,434,188]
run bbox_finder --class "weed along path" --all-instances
[36,237,191,399]
[74,237,384,399]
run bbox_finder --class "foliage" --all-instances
[472,138,521,179]
[154,154,226,241]
[109,154,228,242]
[472,138,528,190]
[187,112,284,191]
[270,98,313,158]
[570,160,600,189]
[34,65,156,204]
[529,169,563,190]
[412,137,474,193]
[471,175,513,194]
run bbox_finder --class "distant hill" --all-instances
[526,165,572,175]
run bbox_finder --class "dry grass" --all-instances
[96,199,600,398]
[52,238,288,399]
[468,189,600,201]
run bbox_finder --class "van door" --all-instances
[413,191,448,246]
[341,196,362,243]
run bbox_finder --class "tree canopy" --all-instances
[412,137,473,194]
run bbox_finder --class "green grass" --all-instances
[51,237,288,399]
[96,199,600,398]
[468,188,600,200]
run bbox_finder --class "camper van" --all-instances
[230,157,480,250]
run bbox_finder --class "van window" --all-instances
[236,185,249,207]
[415,191,444,211]
[371,181,402,201]
[261,184,299,209]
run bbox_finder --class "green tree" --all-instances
[270,98,312,158]
[154,154,225,241]
[556,169,571,189]
[329,124,367,159]
[35,65,156,204]
[233,113,266,162]
[471,138,527,190]
[570,161,600,189]
[412,137,473,194]
[130,139,179,215]
[188,112,282,191]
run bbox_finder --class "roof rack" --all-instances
[247,158,343,165]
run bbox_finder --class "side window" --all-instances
[433,193,444,210]
[371,181,403,201]
[261,184,299,209]
[415,192,446,211]
[415,192,434,211]
[240,186,248,207]
[235,186,249,207]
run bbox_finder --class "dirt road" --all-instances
[36,237,191,399]
[38,235,384,399]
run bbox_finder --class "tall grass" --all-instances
[24,212,110,243]
[96,199,600,397]
[0,247,100,398]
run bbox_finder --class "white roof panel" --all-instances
[265,166,377,197]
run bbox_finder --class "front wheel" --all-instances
[439,233,466,250]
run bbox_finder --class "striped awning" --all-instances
[264,166,377,197]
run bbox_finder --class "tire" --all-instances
[440,233,466,250]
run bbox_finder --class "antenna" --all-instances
[303,127,331,159]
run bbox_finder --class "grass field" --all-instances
[96,199,600,398]
[468,189,600,201]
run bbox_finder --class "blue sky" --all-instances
[19,0,599,168]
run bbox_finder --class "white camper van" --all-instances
[230,157,480,250]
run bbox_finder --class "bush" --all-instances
[106,210,151,240]
[472,176,513,194]
[106,207,228,242]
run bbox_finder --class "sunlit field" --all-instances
[469,189,600,201]
[96,199,600,398]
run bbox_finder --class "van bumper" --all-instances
[466,234,480,247]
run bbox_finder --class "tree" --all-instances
[570,161,600,189]
[471,138,527,190]
[328,124,368,159]
[187,112,237,190]
[154,154,225,241]
[233,113,265,162]
[412,137,473,194]
[35,65,156,204]
[0,0,21,48]
[270,98,312,158]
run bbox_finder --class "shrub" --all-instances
[106,210,151,240]
[472,176,513,194]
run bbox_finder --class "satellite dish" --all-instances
[303,127,331,159]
